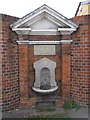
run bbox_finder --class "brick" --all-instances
[70,15,90,106]
[1,14,19,111]
[1,14,90,112]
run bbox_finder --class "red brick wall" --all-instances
[62,43,71,99]
[29,36,62,97]
[18,35,63,105]
[70,15,90,106]
[1,14,90,111]
[18,35,71,107]
[1,14,20,111]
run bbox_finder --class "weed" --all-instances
[63,100,79,110]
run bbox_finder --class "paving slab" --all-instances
[67,108,89,119]
[0,112,2,120]
[2,106,89,119]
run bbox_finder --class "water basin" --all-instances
[32,86,58,94]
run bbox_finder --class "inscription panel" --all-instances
[34,45,56,55]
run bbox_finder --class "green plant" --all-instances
[63,100,79,110]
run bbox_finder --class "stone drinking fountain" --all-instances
[32,57,58,94]
[32,57,58,110]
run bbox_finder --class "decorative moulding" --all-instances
[12,28,77,35]
[16,40,73,44]
[10,4,78,35]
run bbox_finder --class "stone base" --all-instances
[35,95,62,111]
[35,101,55,111]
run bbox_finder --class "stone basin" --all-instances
[32,86,58,94]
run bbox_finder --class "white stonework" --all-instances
[34,45,56,55]
[10,4,78,35]
[16,40,73,44]
[33,58,57,88]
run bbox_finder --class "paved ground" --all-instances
[1,106,89,119]
[68,108,89,119]
[0,112,2,120]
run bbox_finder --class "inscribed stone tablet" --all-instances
[34,45,55,55]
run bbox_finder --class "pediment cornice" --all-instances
[10,4,78,35]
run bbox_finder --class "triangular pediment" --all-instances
[30,18,58,30]
[10,4,78,35]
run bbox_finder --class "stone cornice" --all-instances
[16,40,73,44]
[10,4,78,35]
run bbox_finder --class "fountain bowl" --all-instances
[32,86,58,94]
